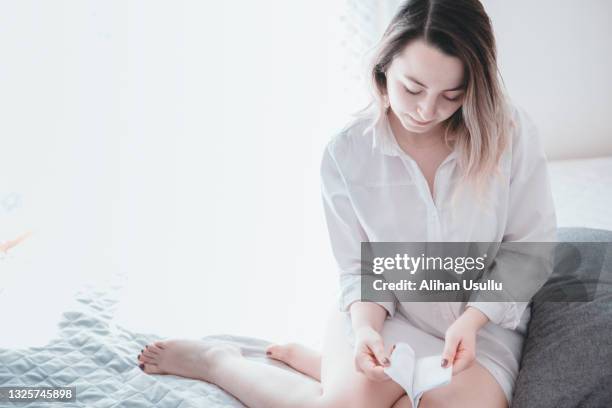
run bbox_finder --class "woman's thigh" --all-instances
[416,361,507,408]
[318,306,407,408]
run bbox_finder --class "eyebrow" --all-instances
[403,74,465,92]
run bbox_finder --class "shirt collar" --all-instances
[371,111,400,157]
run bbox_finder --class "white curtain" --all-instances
[0,0,400,349]
[327,0,402,131]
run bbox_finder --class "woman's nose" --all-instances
[417,97,436,121]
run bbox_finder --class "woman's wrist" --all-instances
[353,325,377,339]
[350,301,386,334]
[460,306,490,331]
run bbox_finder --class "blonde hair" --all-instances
[353,0,514,199]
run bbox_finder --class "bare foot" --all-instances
[137,339,242,382]
[265,342,322,381]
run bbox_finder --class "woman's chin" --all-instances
[401,121,433,133]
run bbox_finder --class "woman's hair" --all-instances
[354,0,514,196]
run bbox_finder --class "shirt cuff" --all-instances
[466,301,522,330]
[338,299,395,320]
[339,293,396,320]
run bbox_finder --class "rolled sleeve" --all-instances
[467,301,525,330]
[320,141,396,319]
[467,107,557,330]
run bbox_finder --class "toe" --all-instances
[143,348,157,359]
[139,353,156,364]
[266,344,289,361]
[154,341,167,350]
[147,344,162,354]
[141,363,164,374]
[144,344,159,354]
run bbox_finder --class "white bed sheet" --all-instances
[549,156,612,232]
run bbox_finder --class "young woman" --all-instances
[136,0,556,407]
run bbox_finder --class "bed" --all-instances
[548,157,612,232]
[1,156,611,407]
[0,272,293,407]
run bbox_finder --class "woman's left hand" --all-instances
[440,306,489,375]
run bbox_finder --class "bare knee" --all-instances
[419,392,453,408]
[317,397,382,408]
[318,388,400,408]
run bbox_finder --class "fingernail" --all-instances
[266,351,272,356]
[137,354,141,360]
[383,358,390,366]
[441,358,448,368]
[139,363,144,371]
[141,349,144,353]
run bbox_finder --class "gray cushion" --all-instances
[511,228,612,408]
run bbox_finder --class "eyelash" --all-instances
[404,87,461,102]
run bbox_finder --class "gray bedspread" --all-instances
[0,275,292,407]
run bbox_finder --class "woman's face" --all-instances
[385,39,465,134]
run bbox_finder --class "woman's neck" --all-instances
[387,109,445,149]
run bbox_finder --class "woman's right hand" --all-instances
[353,326,392,381]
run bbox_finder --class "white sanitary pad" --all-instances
[384,342,452,407]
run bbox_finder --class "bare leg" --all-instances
[391,395,412,408]
[138,340,324,408]
[385,360,508,408]
[266,342,322,381]
[265,322,509,408]
[418,361,508,408]
[136,306,409,408]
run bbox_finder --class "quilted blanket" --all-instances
[0,272,291,407]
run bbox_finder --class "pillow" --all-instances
[511,228,612,407]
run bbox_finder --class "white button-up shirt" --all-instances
[320,106,557,331]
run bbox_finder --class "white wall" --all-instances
[479,1,612,160]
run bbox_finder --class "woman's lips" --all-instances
[408,114,433,126]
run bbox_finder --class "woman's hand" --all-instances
[441,306,489,375]
[353,326,392,382]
